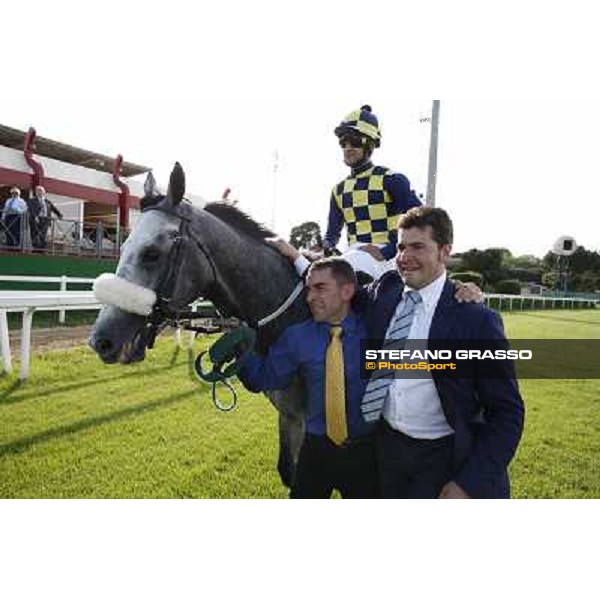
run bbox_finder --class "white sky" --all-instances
[3,0,598,258]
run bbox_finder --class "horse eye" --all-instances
[141,246,161,264]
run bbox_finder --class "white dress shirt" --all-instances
[383,271,455,439]
[2,196,27,220]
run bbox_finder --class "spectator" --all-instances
[1,186,28,248]
[28,185,63,249]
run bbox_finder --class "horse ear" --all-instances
[167,162,185,206]
[144,171,159,198]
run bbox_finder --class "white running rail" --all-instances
[0,275,96,323]
[0,291,99,380]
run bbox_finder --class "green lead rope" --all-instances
[194,327,257,411]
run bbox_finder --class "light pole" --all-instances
[425,100,440,207]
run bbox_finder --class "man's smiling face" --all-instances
[396,225,451,289]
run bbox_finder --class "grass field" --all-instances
[1,309,599,498]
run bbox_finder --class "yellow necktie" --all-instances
[325,324,347,445]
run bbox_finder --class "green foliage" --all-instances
[289,221,322,251]
[494,279,522,294]
[571,246,600,274]
[542,272,558,288]
[505,254,543,270]
[507,267,544,283]
[450,271,483,286]
[572,271,600,293]
[457,248,509,285]
[543,246,600,292]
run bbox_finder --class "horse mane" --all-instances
[204,202,275,241]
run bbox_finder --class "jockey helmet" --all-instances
[334,105,381,147]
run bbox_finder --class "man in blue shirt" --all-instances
[2,186,28,248]
[237,257,378,499]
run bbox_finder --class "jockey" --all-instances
[323,105,422,281]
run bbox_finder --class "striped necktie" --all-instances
[325,324,348,445]
[361,290,422,423]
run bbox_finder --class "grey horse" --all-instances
[89,162,310,487]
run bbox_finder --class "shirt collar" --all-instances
[404,270,447,313]
[351,160,373,177]
[319,310,359,334]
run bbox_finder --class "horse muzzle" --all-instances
[90,272,157,364]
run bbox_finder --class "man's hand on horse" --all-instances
[266,237,301,261]
[303,249,325,261]
[358,244,386,261]
[454,281,484,303]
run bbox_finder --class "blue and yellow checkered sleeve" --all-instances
[324,189,344,248]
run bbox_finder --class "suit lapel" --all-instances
[429,279,456,341]
[381,285,403,333]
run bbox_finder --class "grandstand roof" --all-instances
[0,124,150,177]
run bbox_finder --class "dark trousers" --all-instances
[4,214,23,247]
[377,420,454,499]
[30,216,50,248]
[291,434,379,499]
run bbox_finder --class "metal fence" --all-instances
[0,215,128,259]
[484,293,598,311]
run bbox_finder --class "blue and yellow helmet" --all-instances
[334,104,381,147]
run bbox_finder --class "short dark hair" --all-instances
[308,257,357,289]
[398,206,453,246]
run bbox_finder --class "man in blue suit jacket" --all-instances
[357,207,524,498]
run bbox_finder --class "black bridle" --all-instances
[141,201,222,348]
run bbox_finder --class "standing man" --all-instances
[1,186,28,248]
[324,105,421,281]
[237,258,379,499]
[28,186,63,249]
[360,207,525,498]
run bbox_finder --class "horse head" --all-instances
[89,163,215,363]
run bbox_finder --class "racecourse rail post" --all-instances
[59,276,67,323]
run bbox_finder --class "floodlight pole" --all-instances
[426,100,440,207]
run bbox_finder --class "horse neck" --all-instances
[191,211,303,328]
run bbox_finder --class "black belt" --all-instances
[305,433,375,449]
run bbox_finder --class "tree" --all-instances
[458,248,509,285]
[505,254,543,270]
[542,272,558,288]
[450,271,484,286]
[494,279,522,295]
[289,221,322,251]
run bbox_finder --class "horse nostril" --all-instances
[95,338,113,355]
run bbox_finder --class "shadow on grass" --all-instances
[0,380,24,402]
[0,360,191,406]
[0,388,200,457]
[510,312,600,327]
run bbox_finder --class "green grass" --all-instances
[7,309,99,330]
[0,335,286,498]
[500,310,600,498]
[502,309,600,339]
[1,310,599,498]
